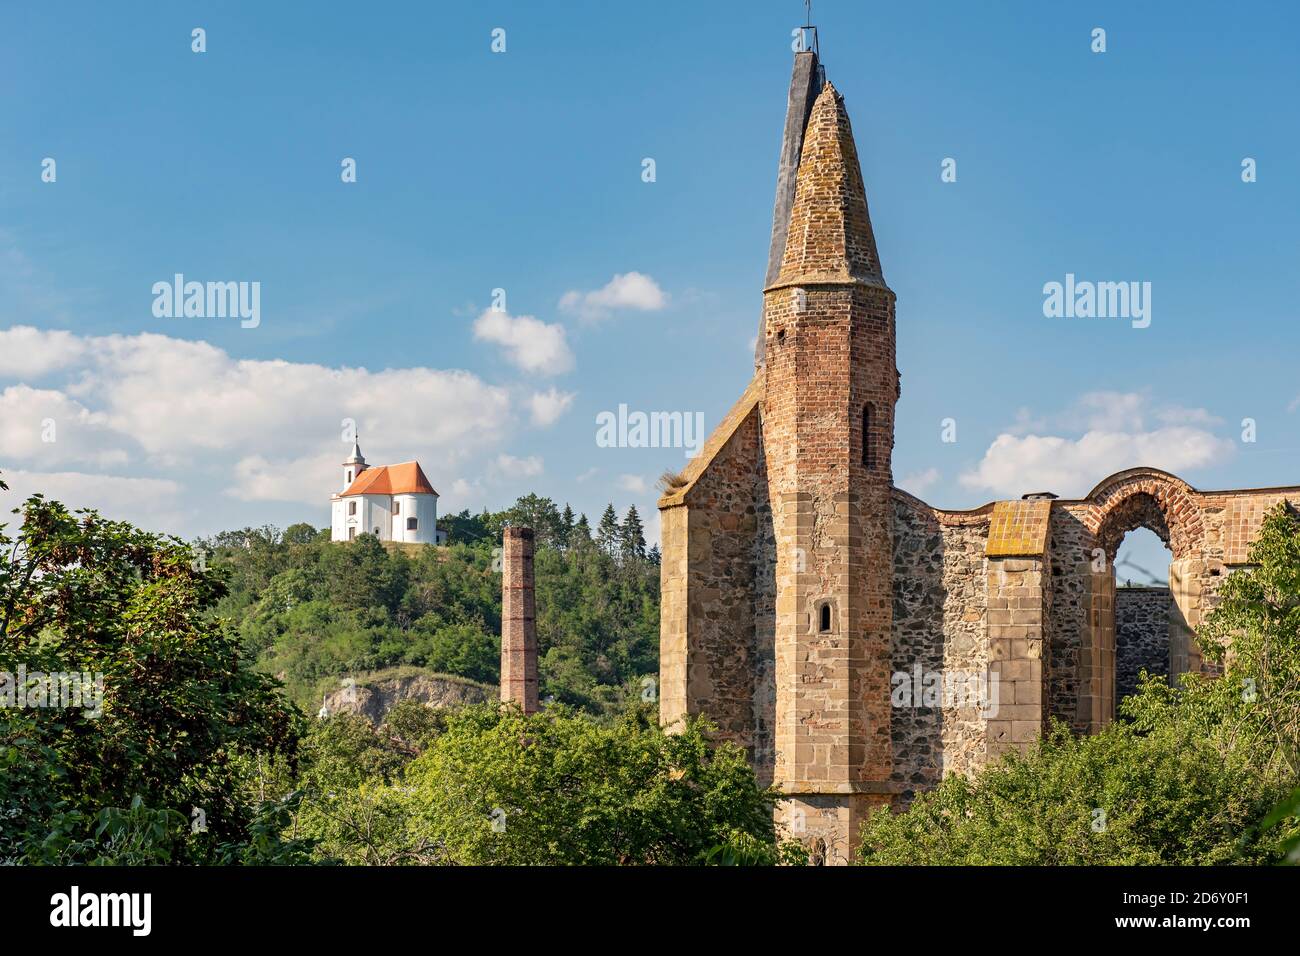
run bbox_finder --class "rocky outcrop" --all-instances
[319,670,492,725]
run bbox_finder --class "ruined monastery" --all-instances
[655,47,1300,864]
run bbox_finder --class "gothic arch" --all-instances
[1082,468,1204,561]
[1074,469,1210,725]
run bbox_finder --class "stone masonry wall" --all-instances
[659,406,766,756]
[749,449,777,787]
[1115,587,1171,700]
[890,498,988,799]
[1047,506,1099,732]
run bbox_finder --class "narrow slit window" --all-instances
[862,404,873,469]
[819,603,832,633]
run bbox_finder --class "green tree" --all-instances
[438,509,493,546]
[400,705,775,864]
[1200,503,1300,775]
[597,504,621,558]
[319,533,409,614]
[621,505,646,562]
[560,504,576,547]
[571,513,593,549]
[0,483,301,862]
[283,522,323,545]
[408,620,499,684]
[499,494,566,549]
[289,712,418,865]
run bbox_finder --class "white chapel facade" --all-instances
[329,440,444,544]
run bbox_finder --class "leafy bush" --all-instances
[858,693,1282,865]
[401,704,775,865]
[290,704,776,865]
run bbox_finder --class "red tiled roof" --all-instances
[340,461,438,497]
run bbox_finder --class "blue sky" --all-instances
[2,1,1297,577]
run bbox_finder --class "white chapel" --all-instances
[329,440,445,544]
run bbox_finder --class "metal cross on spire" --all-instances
[801,0,820,58]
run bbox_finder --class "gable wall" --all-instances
[658,407,769,762]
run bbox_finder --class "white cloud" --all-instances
[1154,405,1223,427]
[0,326,87,377]
[0,385,128,468]
[230,451,342,505]
[559,272,667,322]
[495,454,544,478]
[961,392,1232,496]
[0,325,521,532]
[1005,406,1048,436]
[528,387,576,426]
[1064,391,1148,432]
[899,467,940,497]
[1053,390,1222,433]
[450,477,483,501]
[1,327,511,464]
[617,473,650,494]
[1,469,186,533]
[473,310,574,376]
[1288,396,1299,413]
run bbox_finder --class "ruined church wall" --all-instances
[1046,504,1098,733]
[658,409,770,764]
[890,499,989,799]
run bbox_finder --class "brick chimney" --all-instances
[500,527,538,713]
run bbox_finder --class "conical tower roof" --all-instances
[771,82,886,290]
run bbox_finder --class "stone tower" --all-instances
[500,527,538,714]
[760,81,898,859]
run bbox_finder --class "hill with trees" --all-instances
[197,495,660,716]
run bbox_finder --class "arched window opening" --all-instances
[1113,526,1173,700]
[819,603,832,633]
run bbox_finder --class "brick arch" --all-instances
[1083,468,1204,561]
